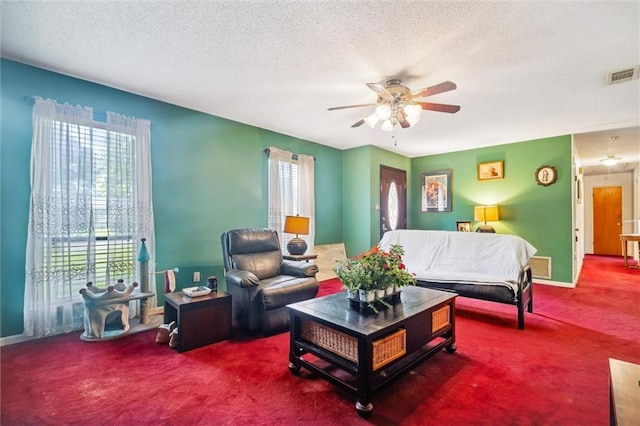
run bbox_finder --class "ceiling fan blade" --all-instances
[351,119,365,128]
[366,83,394,101]
[327,103,376,111]
[397,109,411,128]
[416,102,461,114]
[410,81,457,99]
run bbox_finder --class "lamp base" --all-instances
[287,237,308,255]
[476,225,496,233]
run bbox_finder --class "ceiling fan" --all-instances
[328,79,460,131]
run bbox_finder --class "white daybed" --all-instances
[379,230,537,329]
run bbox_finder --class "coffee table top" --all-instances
[287,286,456,337]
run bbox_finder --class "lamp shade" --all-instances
[283,215,309,236]
[474,206,499,223]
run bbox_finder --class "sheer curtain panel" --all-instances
[24,98,154,338]
[267,147,315,254]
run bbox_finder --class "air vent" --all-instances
[528,256,552,279]
[607,66,639,84]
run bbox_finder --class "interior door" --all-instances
[380,166,407,239]
[593,186,622,255]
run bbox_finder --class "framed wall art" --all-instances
[421,169,452,212]
[478,160,504,181]
[535,165,557,186]
[456,221,471,232]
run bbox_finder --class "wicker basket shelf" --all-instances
[371,328,407,371]
[301,320,406,370]
[432,305,450,333]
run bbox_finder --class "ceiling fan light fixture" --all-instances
[364,113,379,128]
[327,79,459,132]
[375,104,392,120]
[600,156,622,166]
[404,103,422,119]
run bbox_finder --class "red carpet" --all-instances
[2,255,639,425]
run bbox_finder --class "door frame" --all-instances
[583,172,635,254]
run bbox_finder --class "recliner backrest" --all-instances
[221,228,283,280]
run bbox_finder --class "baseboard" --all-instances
[533,279,575,288]
[0,309,165,347]
[0,333,40,347]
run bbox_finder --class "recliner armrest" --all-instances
[281,260,319,278]
[226,269,260,288]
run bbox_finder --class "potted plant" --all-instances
[333,244,416,311]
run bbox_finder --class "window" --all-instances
[25,98,154,337]
[267,147,315,254]
[47,123,136,299]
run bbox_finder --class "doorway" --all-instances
[593,186,622,255]
[380,166,407,239]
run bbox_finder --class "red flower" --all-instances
[399,263,405,270]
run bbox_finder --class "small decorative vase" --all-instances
[375,289,385,299]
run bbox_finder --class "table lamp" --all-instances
[283,215,309,255]
[474,205,499,233]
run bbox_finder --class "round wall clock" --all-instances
[535,165,557,186]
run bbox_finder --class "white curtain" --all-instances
[267,147,315,254]
[107,111,156,313]
[24,98,154,338]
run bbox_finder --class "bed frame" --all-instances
[416,265,533,329]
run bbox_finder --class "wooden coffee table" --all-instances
[287,286,456,416]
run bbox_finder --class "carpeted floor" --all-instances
[1,255,638,425]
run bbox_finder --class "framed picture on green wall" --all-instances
[456,221,472,232]
[478,160,504,180]
[421,169,452,212]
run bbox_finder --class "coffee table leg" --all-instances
[356,400,373,417]
[288,361,301,375]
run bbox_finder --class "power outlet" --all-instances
[193,271,200,283]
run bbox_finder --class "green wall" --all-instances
[0,59,343,337]
[410,136,573,283]
[342,145,411,256]
[0,58,574,338]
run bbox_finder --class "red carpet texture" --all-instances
[1,255,639,425]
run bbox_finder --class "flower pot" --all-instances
[347,289,359,301]
[375,289,386,299]
[359,289,375,302]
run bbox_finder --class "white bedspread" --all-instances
[378,230,537,292]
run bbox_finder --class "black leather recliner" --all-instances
[221,228,319,334]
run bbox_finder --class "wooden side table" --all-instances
[164,291,231,353]
[620,234,640,268]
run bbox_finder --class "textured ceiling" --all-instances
[2,1,639,172]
